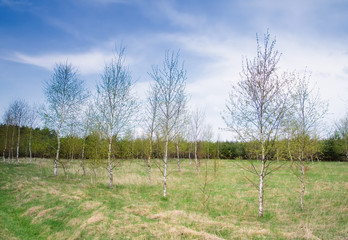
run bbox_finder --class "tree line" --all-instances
[0,124,247,160]
[1,124,346,162]
[1,32,348,217]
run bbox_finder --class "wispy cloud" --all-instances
[156,1,206,29]
[5,50,112,74]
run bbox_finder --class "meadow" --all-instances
[0,159,347,239]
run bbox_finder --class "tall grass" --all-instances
[0,158,347,239]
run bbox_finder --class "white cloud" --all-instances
[4,44,144,76]
[6,50,110,74]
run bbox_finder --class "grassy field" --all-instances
[0,158,347,239]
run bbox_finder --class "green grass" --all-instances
[0,159,347,239]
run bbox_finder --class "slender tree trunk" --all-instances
[217,141,220,159]
[3,125,8,163]
[163,135,168,198]
[345,139,348,161]
[188,148,191,165]
[61,161,68,180]
[300,162,305,210]
[216,140,220,172]
[147,139,152,186]
[259,164,265,217]
[81,138,86,175]
[194,140,198,172]
[213,140,217,177]
[11,126,15,163]
[259,142,266,217]
[176,142,180,172]
[54,133,60,176]
[108,136,113,188]
[147,156,151,186]
[70,138,75,161]
[299,143,305,210]
[9,127,14,163]
[29,129,32,163]
[288,139,293,161]
[16,125,21,164]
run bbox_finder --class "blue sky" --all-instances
[1,0,348,139]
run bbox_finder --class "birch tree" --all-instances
[9,100,29,164]
[2,109,13,163]
[80,102,94,175]
[27,105,38,163]
[202,124,213,160]
[149,50,187,198]
[290,72,327,210]
[223,32,292,217]
[174,110,188,172]
[96,46,137,188]
[43,62,87,176]
[191,108,205,172]
[144,85,160,185]
[336,113,348,161]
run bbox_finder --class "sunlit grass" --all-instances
[0,158,347,239]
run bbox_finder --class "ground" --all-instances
[0,159,347,239]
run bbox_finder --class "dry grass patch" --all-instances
[67,217,82,227]
[1,182,11,190]
[236,227,270,238]
[117,223,153,236]
[80,201,102,211]
[87,212,105,224]
[344,182,348,190]
[149,209,186,221]
[168,225,224,240]
[32,184,85,202]
[31,206,62,224]
[149,222,224,240]
[22,205,44,217]
[123,204,153,216]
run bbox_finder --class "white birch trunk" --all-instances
[81,138,86,175]
[147,138,152,186]
[10,127,15,164]
[258,166,265,217]
[194,140,198,172]
[16,125,21,164]
[54,134,60,176]
[259,142,265,217]
[163,135,168,198]
[300,163,305,210]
